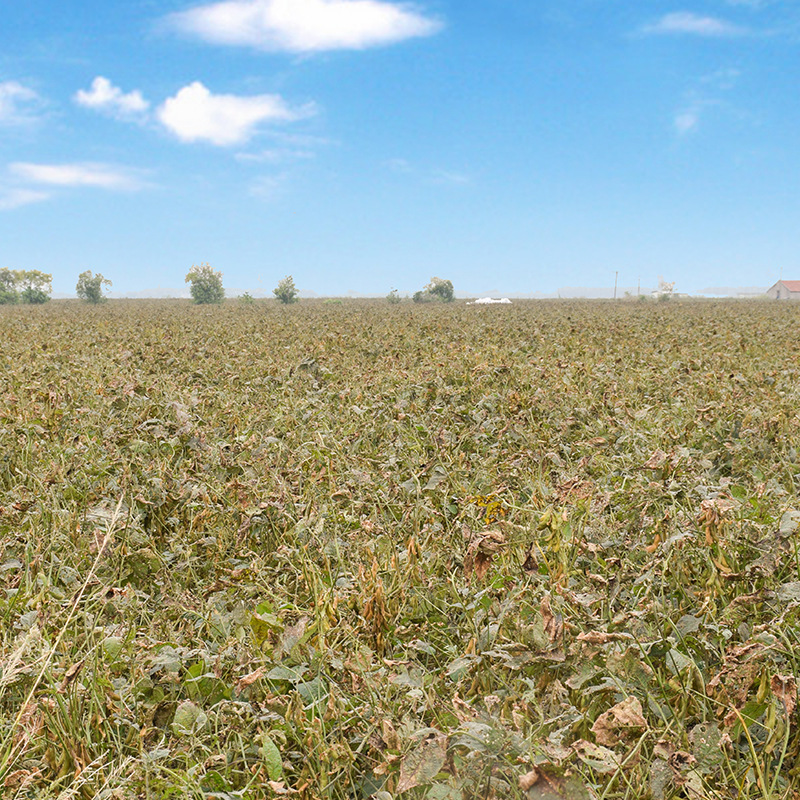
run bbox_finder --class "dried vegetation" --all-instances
[1,299,800,799]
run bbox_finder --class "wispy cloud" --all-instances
[643,12,746,37]
[0,81,42,125]
[157,81,313,146]
[674,109,701,135]
[10,162,146,191]
[249,173,287,199]
[385,158,471,186]
[235,147,315,163]
[167,0,442,53]
[673,69,742,136]
[431,168,470,186]
[0,187,50,211]
[74,77,150,119]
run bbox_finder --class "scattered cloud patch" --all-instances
[10,162,146,191]
[643,12,745,37]
[385,158,471,186]
[0,187,50,211]
[157,81,312,146]
[673,68,743,137]
[168,0,442,53]
[674,109,701,135]
[249,173,286,199]
[431,168,470,186]
[0,81,41,125]
[235,147,315,163]
[701,67,741,90]
[74,76,150,119]
[724,0,769,8]
[384,157,413,173]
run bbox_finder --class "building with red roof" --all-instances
[767,280,800,300]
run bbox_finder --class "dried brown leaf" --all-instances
[591,696,648,746]
[396,731,447,792]
[771,674,797,716]
[236,667,266,693]
[464,530,505,582]
[541,594,562,643]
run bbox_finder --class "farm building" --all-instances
[766,280,800,300]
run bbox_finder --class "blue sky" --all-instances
[1,0,798,296]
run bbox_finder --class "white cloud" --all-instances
[385,158,471,186]
[10,162,145,191]
[674,110,700,135]
[0,81,41,125]
[430,168,470,186]
[644,12,745,37]
[0,187,50,211]
[157,81,311,146]
[235,147,315,163]
[74,76,149,119]
[249,173,286,199]
[673,68,743,136]
[168,0,442,53]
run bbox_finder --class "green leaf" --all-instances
[171,700,207,736]
[259,733,284,782]
[297,677,328,705]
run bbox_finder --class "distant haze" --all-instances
[50,284,771,300]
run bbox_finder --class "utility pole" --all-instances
[614,271,618,300]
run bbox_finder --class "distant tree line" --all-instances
[1,265,457,307]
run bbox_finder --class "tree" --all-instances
[1,269,53,304]
[0,268,19,305]
[273,275,298,304]
[413,276,455,303]
[185,263,225,305]
[76,271,112,304]
[426,277,455,303]
[18,270,52,304]
[386,288,402,304]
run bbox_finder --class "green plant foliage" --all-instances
[2,299,800,798]
[387,288,402,304]
[0,268,18,305]
[0,268,52,304]
[75,270,112,303]
[21,287,50,305]
[273,275,298,304]
[185,263,224,305]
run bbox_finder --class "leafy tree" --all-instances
[18,270,52,304]
[76,271,112,304]
[0,268,19,305]
[412,277,455,304]
[185,263,225,305]
[273,275,298,304]
[426,276,455,303]
[386,288,402,304]
[1,269,53,304]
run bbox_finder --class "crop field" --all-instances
[2,299,800,799]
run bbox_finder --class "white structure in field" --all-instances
[468,297,512,305]
[651,277,675,299]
